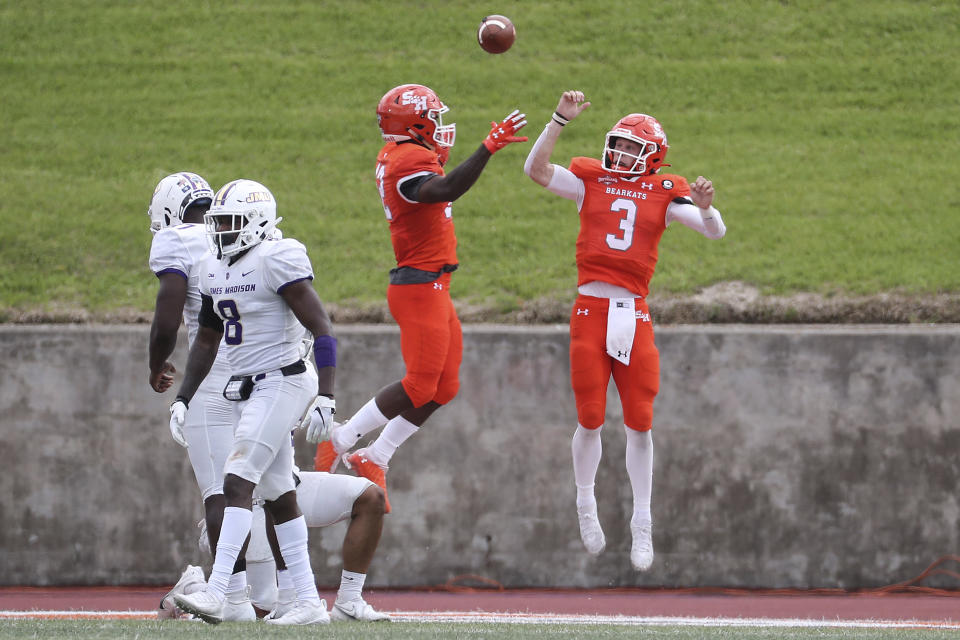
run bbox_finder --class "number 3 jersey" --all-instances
[199,237,314,377]
[569,157,690,298]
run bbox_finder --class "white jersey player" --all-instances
[170,179,340,626]
[147,172,256,621]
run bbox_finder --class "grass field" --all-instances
[2,620,960,640]
[2,1,958,319]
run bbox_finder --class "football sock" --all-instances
[208,507,253,600]
[337,569,366,603]
[334,398,389,452]
[366,416,419,467]
[624,426,653,525]
[226,570,247,595]
[276,569,294,592]
[572,424,603,509]
[274,516,321,604]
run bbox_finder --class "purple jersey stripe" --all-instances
[277,275,314,293]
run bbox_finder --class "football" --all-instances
[477,15,516,54]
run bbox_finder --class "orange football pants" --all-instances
[387,273,462,408]
[569,294,659,431]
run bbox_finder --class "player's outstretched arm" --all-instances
[148,273,188,392]
[524,91,590,187]
[416,109,528,204]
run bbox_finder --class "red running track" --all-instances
[1,586,959,624]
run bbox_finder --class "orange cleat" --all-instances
[344,449,391,513]
[314,440,341,473]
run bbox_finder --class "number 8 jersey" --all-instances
[569,157,690,298]
[199,237,314,377]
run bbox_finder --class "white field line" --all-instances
[0,609,958,629]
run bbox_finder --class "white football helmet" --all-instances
[205,179,282,258]
[147,172,214,233]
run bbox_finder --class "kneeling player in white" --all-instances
[165,468,390,623]
[246,468,389,622]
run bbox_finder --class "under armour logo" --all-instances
[576,308,589,315]
[433,282,443,290]
[641,182,653,190]
[618,350,628,358]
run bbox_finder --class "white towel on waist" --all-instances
[606,298,636,365]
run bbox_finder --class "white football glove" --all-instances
[299,395,336,443]
[169,399,189,448]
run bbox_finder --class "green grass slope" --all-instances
[2,1,958,321]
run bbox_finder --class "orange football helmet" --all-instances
[602,113,670,175]
[377,84,456,155]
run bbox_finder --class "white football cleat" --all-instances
[222,586,257,622]
[173,589,225,625]
[631,522,654,571]
[158,565,205,619]
[577,507,606,556]
[265,598,331,625]
[263,588,297,621]
[330,598,391,622]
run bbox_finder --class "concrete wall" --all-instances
[1,324,958,589]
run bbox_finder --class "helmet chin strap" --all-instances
[406,127,436,151]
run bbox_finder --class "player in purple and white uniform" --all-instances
[233,462,390,622]
[147,172,257,621]
[170,178,339,626]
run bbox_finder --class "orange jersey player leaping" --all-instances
[313,84,528,512]
[524,90,726,570]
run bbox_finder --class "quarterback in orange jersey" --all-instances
[313,83,528,512]
[524,90,726,570]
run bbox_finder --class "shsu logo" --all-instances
[401,91,428,111]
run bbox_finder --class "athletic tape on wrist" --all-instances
[313,334,337,368]
[552,111,569,126]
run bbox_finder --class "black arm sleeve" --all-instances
[399,173,438,201]
[198,294,224,333]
